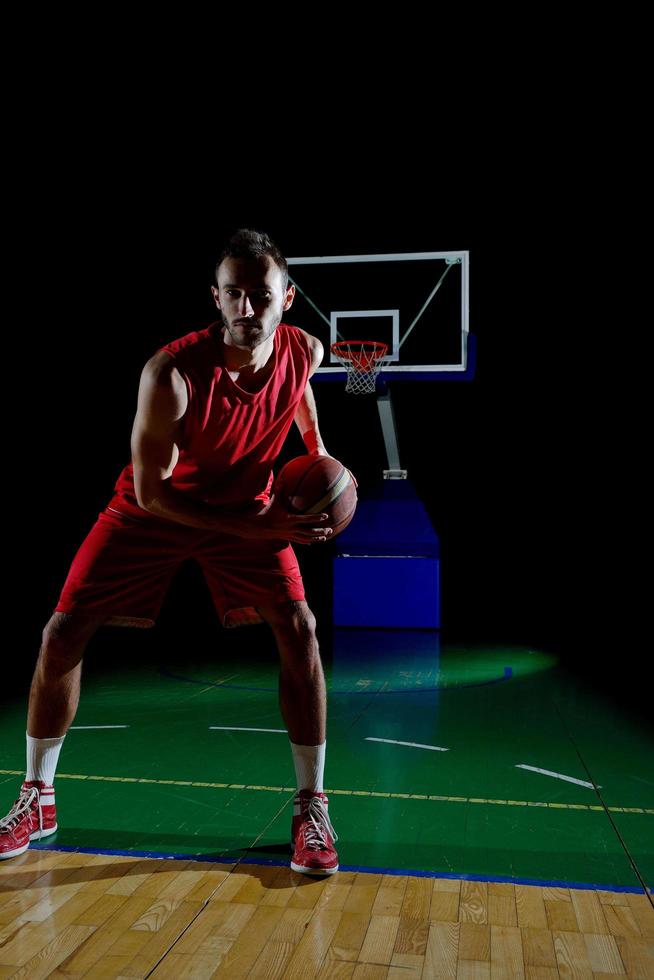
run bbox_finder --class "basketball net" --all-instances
[330,340,389,394]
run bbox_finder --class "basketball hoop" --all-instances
[330,340,389,394]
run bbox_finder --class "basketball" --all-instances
[274,455,358,538]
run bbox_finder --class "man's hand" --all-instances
[235,496,334,545]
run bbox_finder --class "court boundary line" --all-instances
[25,842,651,895]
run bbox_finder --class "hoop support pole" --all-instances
[377,387,407,480]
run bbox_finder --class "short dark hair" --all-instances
[215,228,288,290]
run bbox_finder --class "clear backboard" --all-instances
[287,250,472,383]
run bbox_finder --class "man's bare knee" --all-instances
[41,611,105,660]
[259,601,316,639]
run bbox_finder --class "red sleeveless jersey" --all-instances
[109,321,313,519]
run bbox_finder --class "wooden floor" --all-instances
[0,849,652,978]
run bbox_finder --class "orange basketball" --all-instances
[274,455,357,537]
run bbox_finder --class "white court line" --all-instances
[516,764,600,789]
[209,726,288,733]
[366,737,449,752]
[70,725,130,730]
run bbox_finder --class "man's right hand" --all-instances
[233,496,334,545]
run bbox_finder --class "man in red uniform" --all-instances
[0,229,340,874]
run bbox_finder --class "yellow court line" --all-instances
[194,672,242,697]
[1,769,652,814]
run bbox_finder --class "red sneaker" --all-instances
[290,790,339,875]
[0,781,57,860]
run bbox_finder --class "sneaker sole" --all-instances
[0,822,58,861]
[30,823,58,841]
[0,842,31,860]
[290,860,339,875]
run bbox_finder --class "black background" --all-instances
[5,142,646,724]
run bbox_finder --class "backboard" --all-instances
[286,250,472,383]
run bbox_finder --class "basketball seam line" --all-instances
[305,470,351,514]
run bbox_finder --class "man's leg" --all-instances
[0,611,104,860]
[258,600,326,748]
[28,611,105,738]
[1,505,187,862]
[258,600,338,875]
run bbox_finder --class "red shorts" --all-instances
[54,506,306,629]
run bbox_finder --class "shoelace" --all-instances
[301,796,338,851]
[0,787,40,836]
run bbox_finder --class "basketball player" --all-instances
[0,229,340,875]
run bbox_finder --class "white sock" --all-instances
[290,740,326,793]
[26,733,66,786]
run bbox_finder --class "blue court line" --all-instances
[29,843,649,895]
[158,665,514,694]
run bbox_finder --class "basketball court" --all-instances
[1,250,652,976]
[1,637,652,975]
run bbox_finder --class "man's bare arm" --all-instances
[131,352,228,529]
[294,336,328,455]
[131,352,331,542]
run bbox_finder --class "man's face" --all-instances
[212,255,295,351]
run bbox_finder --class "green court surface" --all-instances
[1,631,652,894]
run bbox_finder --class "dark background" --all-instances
[6,154,644,721]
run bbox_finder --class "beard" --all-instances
[221,307,282,350]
